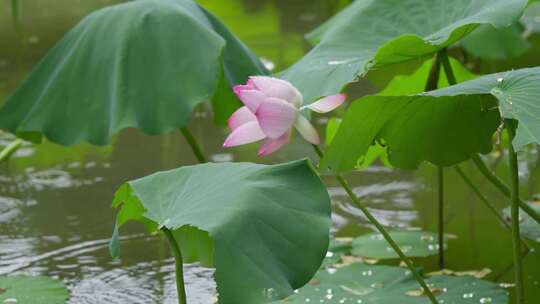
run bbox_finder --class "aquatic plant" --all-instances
[0,0,267,161]
[110,160,331,304]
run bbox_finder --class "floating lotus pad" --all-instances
[0,0,266,146]
[275,263,508,304]
[0,276,68,304]
[110,159,331,304]
[281,0,526,102]
[352,231,448,260]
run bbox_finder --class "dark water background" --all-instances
[0,0,539,303]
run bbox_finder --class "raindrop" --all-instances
[260,57,275,71]
[421,235,434,241]
[326,251,334,258]
[499,283,515,288]
[356,300,363,303]
[211,153,233,162]
[361,270,373,276]
[328,60,347,66]
[463,293,474,299]
[3,299,17,304]
[497,77,504,83]
[479,298,492,303]
[339,298,347,303]
[326,289,333,294]
[305,298,311,302]
[325,294,333,300]
[327,268,337,275]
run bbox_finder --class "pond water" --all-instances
[0,1,539,303]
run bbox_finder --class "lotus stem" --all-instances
[439,49,457,85]
[428,51,445,270]
[0,139,22,163]
[437,167,445,269]
[312,145,438,304]
[162,227,188,304]
[471,154,540,225]
[454,165,530,252]
[180,127,207,163]
[504,120,525,304]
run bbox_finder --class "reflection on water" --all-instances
[1,1,540,304]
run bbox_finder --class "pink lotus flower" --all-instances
[223,76,346,156]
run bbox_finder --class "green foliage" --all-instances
[281,0,526,102]
[325,118,391,169]
[321,93,499,172]
[351,231,447,260]
[110,159,331,304]
[461,24,530,60]
[323,66,540,172]
[433,67,540,150]
[0,276,68,304]
[275,263,508,304]
[0,0,266,146]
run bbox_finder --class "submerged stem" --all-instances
[505,121,525,304]
[162,228,188,304]
[428,51,445,270]
[312,145,438,304]
[471,154,540,224]
[437,167,445,270]
[180,127,207,163]
[454,166,530,252]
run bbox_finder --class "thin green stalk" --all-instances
[439,49,457,85]
[505,120,525,304]
[454,166,530,252]
[0,139,22,162]
[428,51,445,270]
[437,167,445,269]
[180,127,207,163]
[471,154,540,224]
[162,228,188,304]
[312,145,438,304]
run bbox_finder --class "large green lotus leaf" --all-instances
[325,118,391,169]
[110,159,331,304]
[275,263,508,304]
[322,67,540,172]
[352,231,448,260]
[461,24,530,60]
[0,276,68,304]
[502,200,540,242]
[281,0,526,102]
[0,0,266,146]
